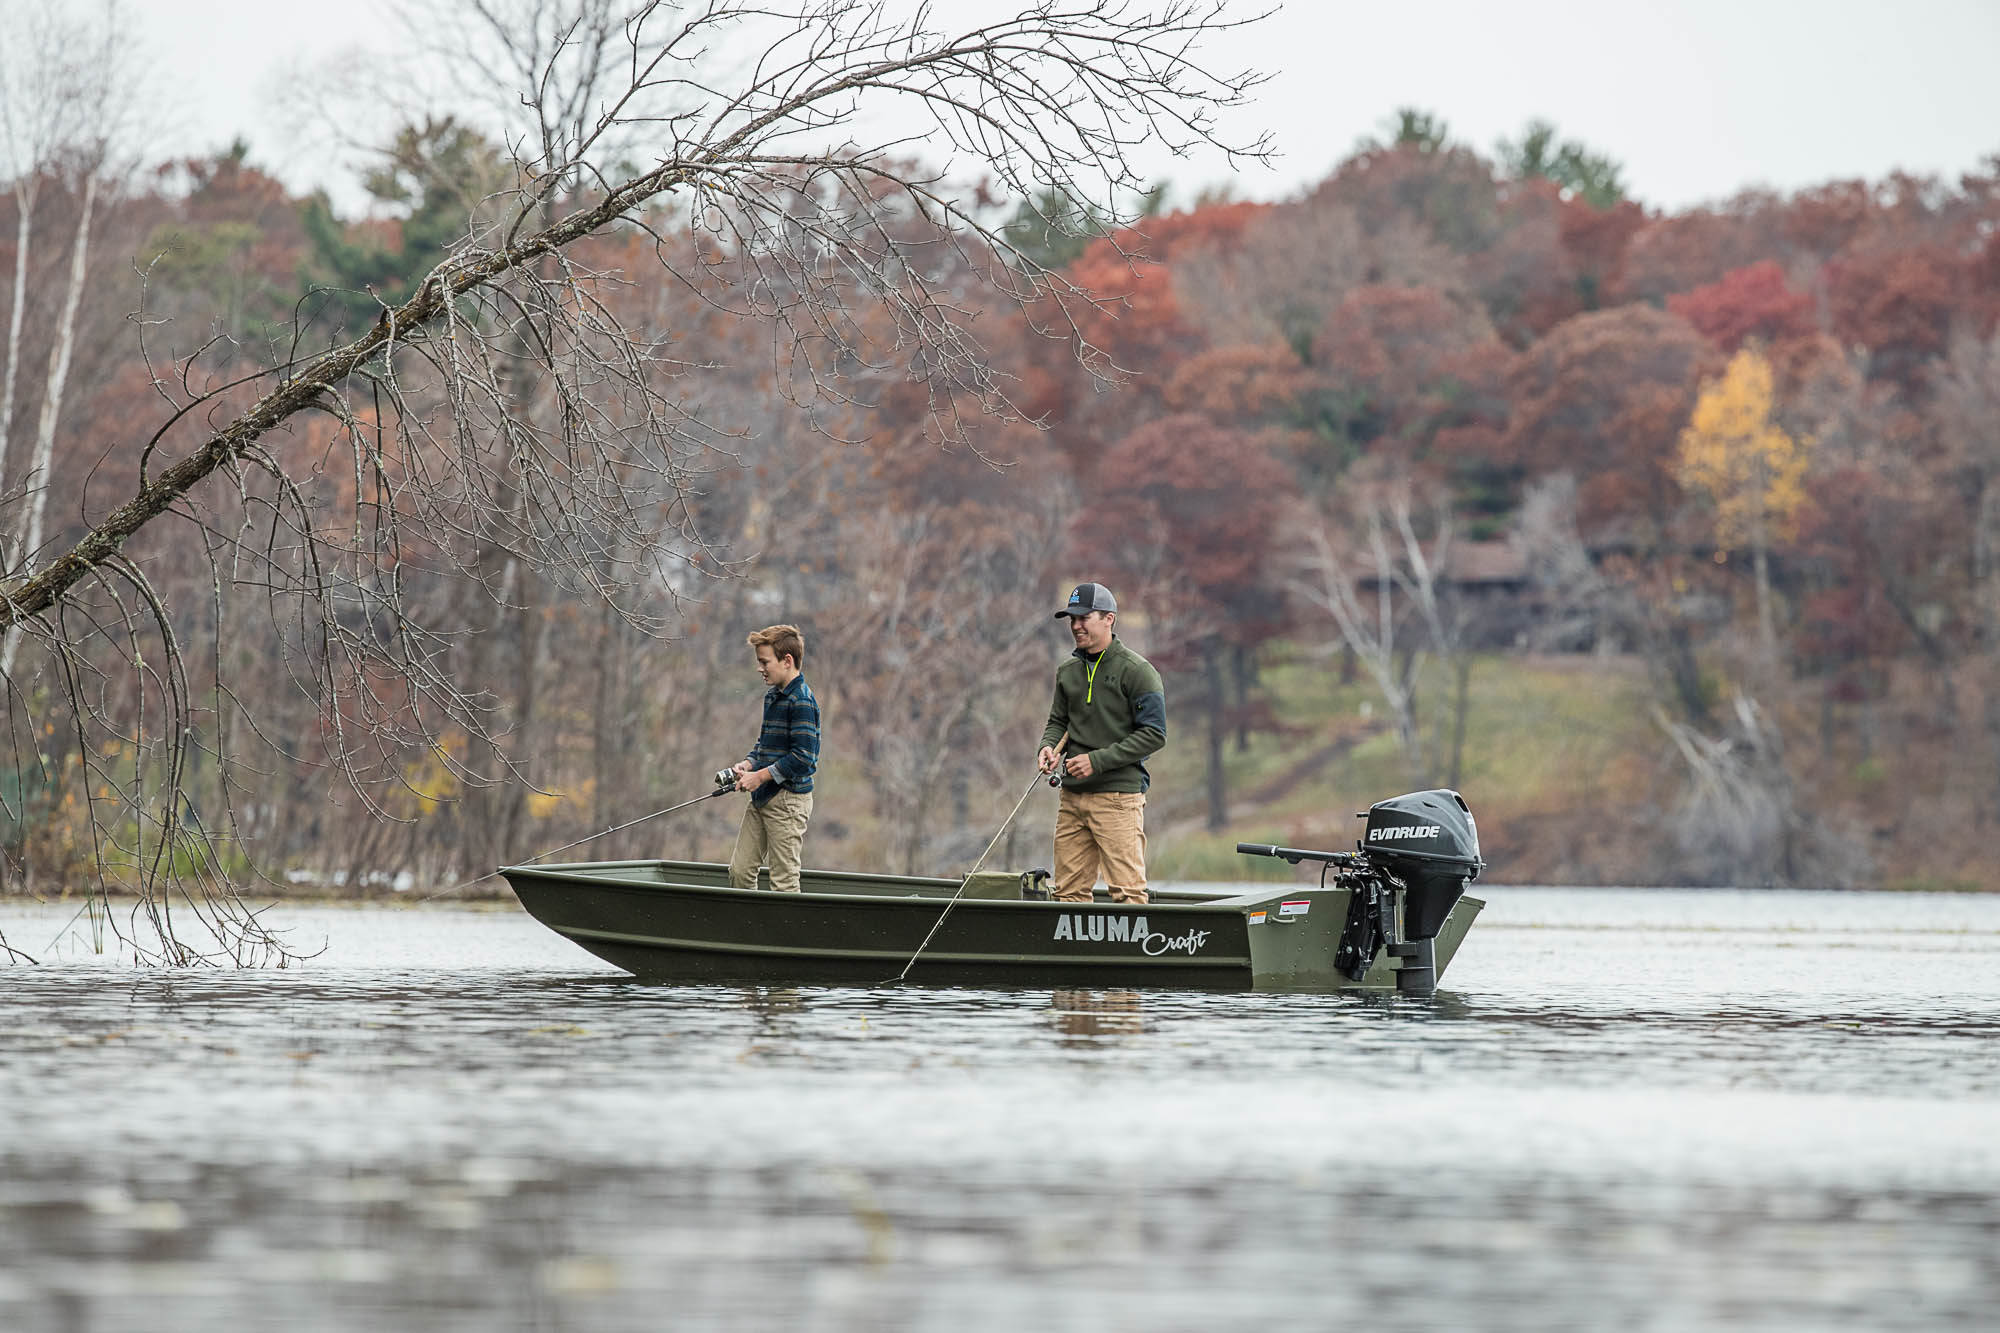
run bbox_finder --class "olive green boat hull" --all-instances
[502,859,1483,991]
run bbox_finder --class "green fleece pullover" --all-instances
[1038,636,1167,793]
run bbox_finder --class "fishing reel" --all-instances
[713,767,741,792]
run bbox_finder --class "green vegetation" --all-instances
[1144,648,1655,853]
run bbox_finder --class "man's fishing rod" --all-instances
[886,749,1063,986]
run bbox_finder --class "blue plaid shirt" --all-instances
[746,675,819,806]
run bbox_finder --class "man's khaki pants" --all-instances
[1053,789,1148,904]
[729,789,814,892]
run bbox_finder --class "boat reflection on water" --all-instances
[1342,987,1476,1021]
[737,986,804,1020]
[1048,988,1145,1038]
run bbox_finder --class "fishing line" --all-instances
[888,763,1053,985]
[420,784,735,901]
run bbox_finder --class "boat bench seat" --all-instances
[957,870,1048,900]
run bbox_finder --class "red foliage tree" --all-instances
[1669,261,1818,354]
[1077,413,1291,625]
[1060,202,1270,382]
[1313,144,1505,254]
[1825,245,1965,394]
[1466,188,1581,345]
[1790,466,1912,683]
[1974,230,2000,337]
[1614,209,1768,306]
[1316,284,1506,449]
[1779,180,1877,263]
[1505,305,1716,530]
[1162,342,1316,426]
[1558,195,1646,309]
[1074,413,1294,827]
[1050,202,1271,467]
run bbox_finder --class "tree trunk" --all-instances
[591,591,621,849]
[1986,688,2000,827]
[0,177,36,487]
[1753,541,1775,664]
[1231,642,1253,752]
[2,173,97,681]
[1660,621,1711,730]
[1204,638,1226,832]
[1447,655,1473,791]
[1396,643,1425,786]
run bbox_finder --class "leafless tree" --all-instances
[1171,199,1464,358]
[0,0,130,629]
[1934,330,2000,819]
[821,492,1071,875]
[1517,473,1719,730]
[0,0,1269,964]
[1656,693,1869,888]
[1521,475,1868,885]
[1291,475,1461,789]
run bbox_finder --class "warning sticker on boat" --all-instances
[1279,900,1311,917]
[1247,911,1267,925]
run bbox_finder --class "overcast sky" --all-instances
[119,0,2000,214]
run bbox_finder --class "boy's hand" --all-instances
[737,767,770,793]
[731,760,753,776]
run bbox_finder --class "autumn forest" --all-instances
[4,66,2000,910]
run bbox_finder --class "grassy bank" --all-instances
[1146,648,1659,883]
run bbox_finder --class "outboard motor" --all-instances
[1238,788,1483,993]
[1361,789,1483,941]
[1355,789,1483,992]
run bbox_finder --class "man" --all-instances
[728,624,820,892]
[1036,583,1167,905]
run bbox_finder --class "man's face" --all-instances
[1067,610,1114,654]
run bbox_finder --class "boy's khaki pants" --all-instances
[1052,789,1148,904]
[728,789,814,891]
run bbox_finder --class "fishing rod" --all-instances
[421,771,739,901]
[887,753,1062,985]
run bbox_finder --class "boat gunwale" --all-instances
[502,861,1283,911]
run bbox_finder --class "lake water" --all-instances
[2,887,1997,1332]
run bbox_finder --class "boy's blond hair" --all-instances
[746,623,805,670]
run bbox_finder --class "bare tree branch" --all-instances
[0,0,1270,963]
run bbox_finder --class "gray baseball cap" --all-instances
[1054,582,1117,618]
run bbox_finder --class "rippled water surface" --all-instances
[3,887,1998,1331]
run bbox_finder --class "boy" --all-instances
[728,624,820,892]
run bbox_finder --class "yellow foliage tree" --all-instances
[1676,348,1812,656]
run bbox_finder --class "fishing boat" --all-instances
[503,788,1486,993]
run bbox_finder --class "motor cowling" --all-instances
[1360,789,1483,941]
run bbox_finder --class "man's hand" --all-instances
[1037,745,1061,775]
[737,767,771,793]
[1063,752,1095,779]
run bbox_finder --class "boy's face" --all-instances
[755,644,797,686]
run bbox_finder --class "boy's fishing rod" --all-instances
[422,770,740,901]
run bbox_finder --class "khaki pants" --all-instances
[728,789,814,892]
[1053,789,1147,904]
